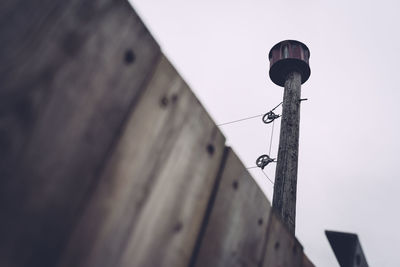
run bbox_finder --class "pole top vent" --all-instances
[268,40,311,87]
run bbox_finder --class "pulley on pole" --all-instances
[268,40,311,234]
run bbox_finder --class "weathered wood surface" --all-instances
[261,211,304,267]
[0,1,317,266]
[192,148,271,267]
[273,71,302,234]
[0,0,160,266]
[57,56,226,267]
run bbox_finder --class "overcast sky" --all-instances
[129,1,400,266]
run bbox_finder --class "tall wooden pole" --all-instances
[268,40,311,234]
[272,71,301,234]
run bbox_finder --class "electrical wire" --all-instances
[246,166,274,185]
[217,114,263,126]
[217,102,283,127]
[246,166,258,169]
[270,101,283,112]
[268,120,275,155]
[262,170,274,185]
[220,102,282,185]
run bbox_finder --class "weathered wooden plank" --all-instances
[261,211,304,267]
[192,148,271,267]
[56,55,226,267]
[0,1,160,266]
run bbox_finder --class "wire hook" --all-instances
[262,101,283,124]
[262,111,280,124]
[256,154,276,170]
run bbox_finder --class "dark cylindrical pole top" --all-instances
[268,40,311,87]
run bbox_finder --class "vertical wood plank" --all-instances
[261,212,304,267]
[57,56,226,267]
[193,148,272,267]
[0,1,160,266]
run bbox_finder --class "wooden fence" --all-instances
[0,0,315,266]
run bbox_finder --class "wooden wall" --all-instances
[0,0,315,266]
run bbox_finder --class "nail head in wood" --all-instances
[124,49,135,64]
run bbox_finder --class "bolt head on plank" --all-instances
[268,40,311,87]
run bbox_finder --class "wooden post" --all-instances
[272,71,302,234]
[268,40,310,234]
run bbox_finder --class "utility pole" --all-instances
[268,40,311,234]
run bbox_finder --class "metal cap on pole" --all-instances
[268,40,311,234]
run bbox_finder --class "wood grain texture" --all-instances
[192,148,271,267]
[261,211,304,267]
[0,1,160,266]
[273,71,302,234]
[57,56,226,267]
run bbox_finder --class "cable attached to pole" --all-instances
[262,102,282,124]
[268,120,275,155]
[216,101,286,184]
[255,101,281,172]
[217,102,283,127]
[262,170,274,184]
[217,114,263,126]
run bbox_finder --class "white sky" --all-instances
[129,1,400,266]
